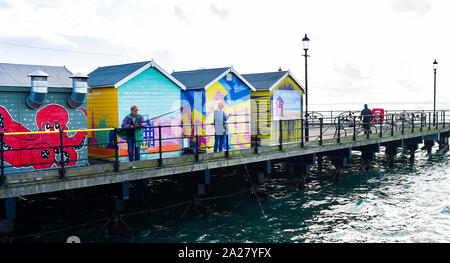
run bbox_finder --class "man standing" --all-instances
[214,102,230,152]
[121,105,147,161]
[360,104,372,135]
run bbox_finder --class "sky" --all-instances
[0,0,449,108]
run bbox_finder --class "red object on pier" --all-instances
[372,108,384,123]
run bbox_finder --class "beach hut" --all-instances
[172,67,255,152]
[87,60,186,161]
[0,63,88,173]
[242,70,304,146]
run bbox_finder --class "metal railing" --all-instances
[1,110,449,186]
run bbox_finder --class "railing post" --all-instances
[420,113,423,132]
[319,118,323,145]
[411,115,414,133]
[429,112,432,131]
[436,111,439,129]
[444,111,446,128]
[380,117,383,137]
[59,130,66,180]
[402,116,405,135]
[337,117,341,144]
[226,123,229,158]
[158,125,163,167]
[255,121,259,154]
[301,118,305,148]
[353,116,356,141]
[0,132,5,186]
[113,128,120,172]
[279,119,283,151]
[195,125,199,162]
[391,114,394,136]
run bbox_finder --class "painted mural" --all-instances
[0,104,87,170]
[181,73,251,152]
[272,90,301,120]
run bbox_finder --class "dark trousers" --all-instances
[214,135,225,152]
[363,122,371,134]
[127,139,140,161]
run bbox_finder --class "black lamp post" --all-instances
[433,59,438,125]
[302,34,310,141]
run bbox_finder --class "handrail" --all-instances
[1,109,449,187]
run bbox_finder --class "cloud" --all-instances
[334,63,370,82]
[0,1,10,9]
[391,0,431,15]
[174,5,188,22]
[210,3,229,20]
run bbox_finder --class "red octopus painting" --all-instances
[0,104,87,170]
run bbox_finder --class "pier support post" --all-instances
[438,132,449,153]
[297,158,306,190]
[204,169,211,185]
[266,160,272,175]
[317,155,323,173]
[406,143,418,162]
[3,198,16,220]
[385,146,398,168]
[297,154,315,190]
[331,158,346,182]
[0,198,14,242]
[405,137,423,163]
[354,144,379,170]
[114,181,130,212]
[423,139,435,155]
[362,151,375,170]
[324,148,351,182]
[258,172,265,185]
[64,189,75,217]
[382,140,403,168]
[196,170,211,197]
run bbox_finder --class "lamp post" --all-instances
[433,59,438,125]
[302,34,310,141]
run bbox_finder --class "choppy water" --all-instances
[10,146,450,243]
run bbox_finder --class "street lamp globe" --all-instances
[433,59,438,70]
[302,34,310,51]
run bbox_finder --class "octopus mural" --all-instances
[0,104,87,170]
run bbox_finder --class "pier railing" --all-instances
[1,110,449,186]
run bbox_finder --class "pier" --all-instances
[1,110,449,225]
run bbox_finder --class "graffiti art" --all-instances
[0,104,87,170]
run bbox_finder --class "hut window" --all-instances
[226,73,232,81]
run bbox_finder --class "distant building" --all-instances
[243,70,304,146]
[87,60,186,161]
[172,67,255,152]
[0,63,88,173]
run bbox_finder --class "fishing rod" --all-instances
[147,107,182,121]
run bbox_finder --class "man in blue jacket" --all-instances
[121,105,147,161]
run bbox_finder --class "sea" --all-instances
[7,102,450,243]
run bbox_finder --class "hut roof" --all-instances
[0,63,73,88]
[88,60,185,90]
[172,66,255,91]
[242,70,305,92]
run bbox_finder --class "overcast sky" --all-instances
[0,0,448,108]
